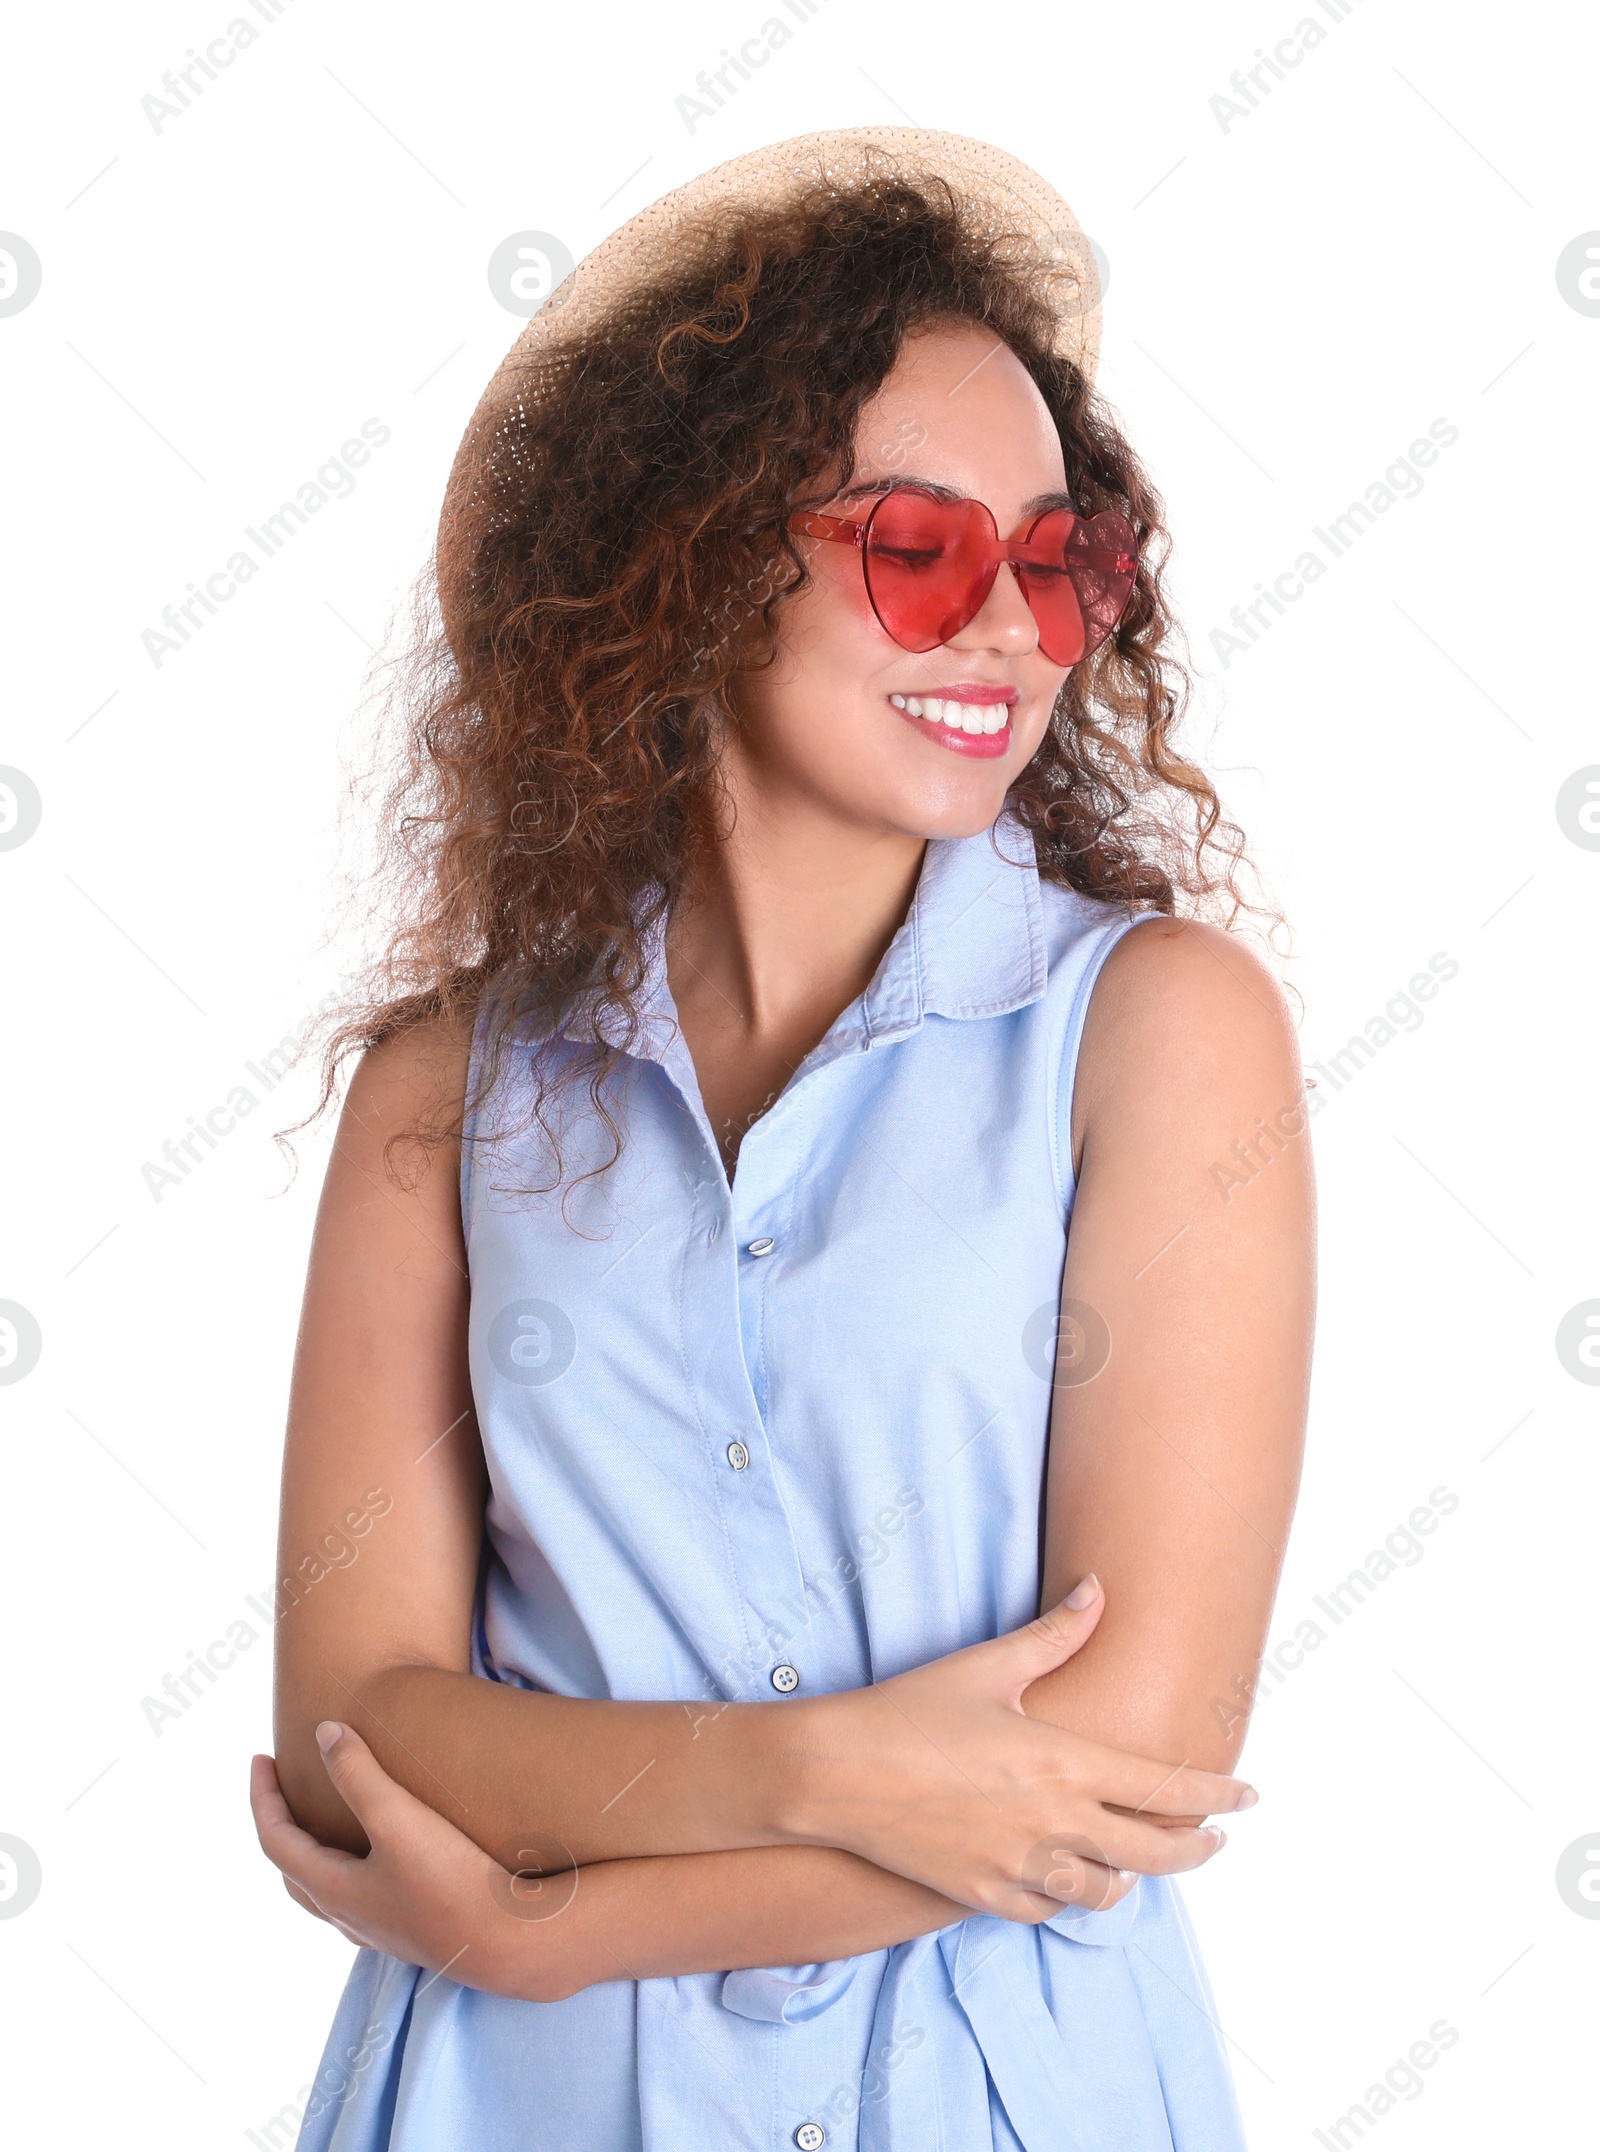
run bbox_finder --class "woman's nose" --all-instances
[948,563,1040,655]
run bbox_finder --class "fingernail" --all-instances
[1065,1574,1100,1610]
[1234,1784,1259,1810]
[314,1721,345,1756]
[1209,1826,1228,1849]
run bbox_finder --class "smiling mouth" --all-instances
[888,691,1013,754]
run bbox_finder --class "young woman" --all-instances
[251,130,1313,2151]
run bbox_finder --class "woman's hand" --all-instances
[785,1576,1257,1920]
[250,1728,1074,2004]
[251,1723,569,2004]
[252,1582,1257,1996]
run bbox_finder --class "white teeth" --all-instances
[896,694,1012,733]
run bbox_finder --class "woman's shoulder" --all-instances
[338,1003,479,1185]
[351,1002,476,1099]
[1071,911,1301,1135]
[1034,872,1285,1023]
[1088,912,1288,1024]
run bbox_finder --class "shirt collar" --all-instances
[859,805,1046,1043]
[560,807,1047,1061]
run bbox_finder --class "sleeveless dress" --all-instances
[293,809,1247,2152]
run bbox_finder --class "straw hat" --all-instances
[437,127,1102,645]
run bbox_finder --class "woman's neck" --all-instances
[663,760,927,1169]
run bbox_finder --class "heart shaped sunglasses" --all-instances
[788,487,1139,667]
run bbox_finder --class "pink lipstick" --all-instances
[888,683,1016,758]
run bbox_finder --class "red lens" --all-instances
[847,489,1139,664]
[861,491,999,653]
[1018,509,1139,665]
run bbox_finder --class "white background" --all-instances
[1,0,1595,2144]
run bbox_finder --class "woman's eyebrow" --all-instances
[835,475,1078,517]
[836,474,957,503]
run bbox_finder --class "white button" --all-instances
[726,1441,749,1471]
[771,1663,800,1693]
[795,2126,826,2150]
[747,1237,775,1256]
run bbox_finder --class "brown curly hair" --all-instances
[299,170,1268,1189]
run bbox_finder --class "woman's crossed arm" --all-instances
[259,917,1310,1991]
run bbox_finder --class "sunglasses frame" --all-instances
[788,486,1139,664]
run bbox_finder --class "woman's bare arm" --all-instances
[264,920,1300,1988]
[1021,918,1314,1778]
[272,1017,816,1867]
[275,999,1252,1915]
[255,1733,977,2005]
[541,1847,963,1994]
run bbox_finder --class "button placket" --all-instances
[718,1079,843,1703]
[679,1143,799,1707]
[727,1081,813,1434]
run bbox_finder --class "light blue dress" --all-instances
[294,809,1247,2152]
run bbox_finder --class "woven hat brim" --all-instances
[437,127,1102,646]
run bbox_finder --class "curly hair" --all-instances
[297,170,1270,1191]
